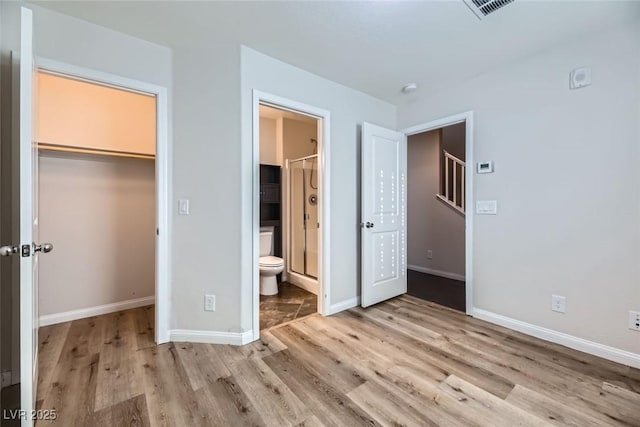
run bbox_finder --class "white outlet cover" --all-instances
[204,294,216,311]
[551,295,566,313]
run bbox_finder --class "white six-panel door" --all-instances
[361,123,407,307]
[17,7,38,426]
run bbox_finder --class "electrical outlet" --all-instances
[629,311,640,332]
[204,295,216,312]
[427,250,433,260]
[551,295,566,313]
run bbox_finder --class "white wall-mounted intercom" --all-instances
[477,161,494,174]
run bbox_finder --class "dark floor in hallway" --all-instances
[407,269,465,312]
[260,281,317,330]
[1,383,20,427]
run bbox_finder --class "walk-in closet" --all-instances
[36,70,156,327]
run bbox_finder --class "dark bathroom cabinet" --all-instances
[260,164,283,265]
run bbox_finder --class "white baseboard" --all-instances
[408,265,465,282]
[39,296,155,327]
[169,329,254,346]
[472,308,640,369]
[327,296,361,315]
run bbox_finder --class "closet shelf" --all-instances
[37,142,155,160]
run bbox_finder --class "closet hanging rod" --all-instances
[37,142,155,160]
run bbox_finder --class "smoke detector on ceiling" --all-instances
[463,0,515,20]
[402,83,418,94]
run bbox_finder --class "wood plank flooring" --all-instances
[35,296,640,426]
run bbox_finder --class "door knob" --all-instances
[34,243,53,253]
[0,245,18,257]
[365,222,374,229]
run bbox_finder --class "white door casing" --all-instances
[361,123,407,307]
[17,6,38,426]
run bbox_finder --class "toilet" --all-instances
[259,226,284,295]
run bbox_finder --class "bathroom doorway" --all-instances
[253,93,330,337]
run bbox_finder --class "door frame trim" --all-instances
[252,90,331,340]
[401,111,474,315]
[34,57,172,343]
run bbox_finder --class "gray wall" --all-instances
[398,23,640,354]
[171,45,242,332]
[407,130,465,278]
[240,47,396,330]
[38,153,155,317]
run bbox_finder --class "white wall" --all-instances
[398,23,640,355]
[38,153,155,316]
[241,47,396,330]
[407,131,465,278]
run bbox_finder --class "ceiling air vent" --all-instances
[463,0,515,19]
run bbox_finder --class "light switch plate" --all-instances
[476,200,497,215]
[178,199,190,215]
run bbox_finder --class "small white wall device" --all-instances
[477,161,494,174]
[570,67,592,89]
[178,199,190,215]
[476,200,498,215]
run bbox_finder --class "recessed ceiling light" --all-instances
[402,83,418,93]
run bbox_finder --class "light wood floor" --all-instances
[36,296,640,426]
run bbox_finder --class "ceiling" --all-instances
[32,1,640,106]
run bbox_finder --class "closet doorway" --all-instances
[34,59,170,343]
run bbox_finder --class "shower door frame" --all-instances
[285,154,320,290]
[252,91,331,341]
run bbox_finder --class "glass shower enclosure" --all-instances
[287,155,318,280]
